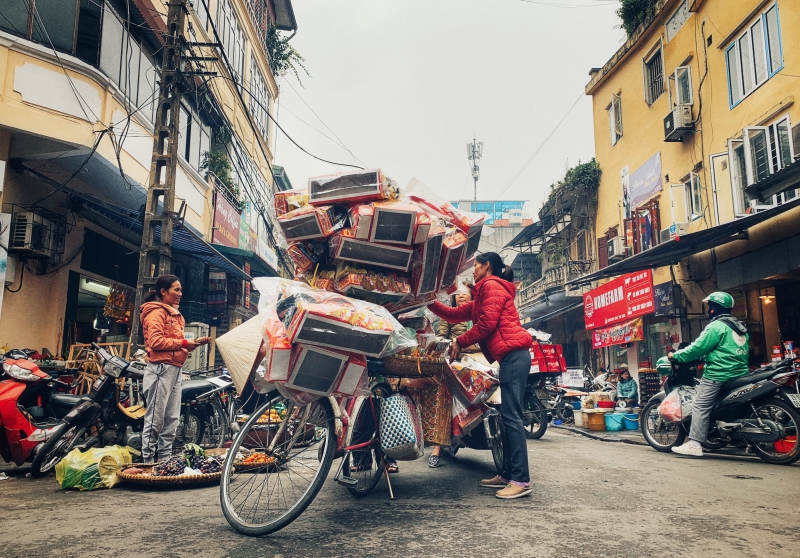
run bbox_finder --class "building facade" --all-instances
[580,0,800,389]
[0,0,296,356]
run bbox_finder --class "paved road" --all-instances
[2,430,798,558]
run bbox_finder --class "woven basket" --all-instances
[382,355,446,378]
[116,464,222,486]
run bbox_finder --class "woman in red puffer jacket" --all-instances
[428,252,533,500]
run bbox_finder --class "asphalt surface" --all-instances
[2,429,799,558]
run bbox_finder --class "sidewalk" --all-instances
[553,424,648,446]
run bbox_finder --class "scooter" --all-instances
[640,358,800,464]
[0,358,74,467]
[29,344,147,477]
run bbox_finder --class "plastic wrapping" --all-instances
[658,386,695,423]
[252,277,417,359]
[55,445,134,490]
[308,169,399,206]
[451,395,485,438]
[330,229,415,271]
[274,189,308,217]
[445,355,499,405]
[277,205,347,241]
[439,228,468,291]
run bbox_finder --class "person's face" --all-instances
[621,371,630,380]
[161,280,182,306]
[473,260,491,283]
[455,291,472,305]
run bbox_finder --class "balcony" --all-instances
[516,260,593,313]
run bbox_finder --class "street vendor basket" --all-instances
[116,464,222,486]
[382,355,447,378]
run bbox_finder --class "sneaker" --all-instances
[496,484,532,499]
[428,455,440,468]
[672,442,703,457]
[480,475,508,488]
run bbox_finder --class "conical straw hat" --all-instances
[216,316,263,394]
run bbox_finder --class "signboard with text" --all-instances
[583,270,654,329]
[653,281,675,317]
[591,317,644,349]
[212,193,240,248]
[629,152,663,209]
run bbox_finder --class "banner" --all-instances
[653,281,675,317]
[629,152,662,209]
[583,270,654,329]
[212,194,240,248]
[592,317,644,349]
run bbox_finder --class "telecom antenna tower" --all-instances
[467,137,483,203]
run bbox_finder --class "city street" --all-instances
[2,429,798,558]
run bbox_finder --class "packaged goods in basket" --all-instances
[277,205,348,241]
[274,189,308,217]
[446,356,499,405]
[308,168,399,205]
[404,377,452,446]
[330,229,415,271]
[379,392,425,460]
[452,396,486,438]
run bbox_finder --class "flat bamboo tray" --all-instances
[117,464,222,486]
[382,355,446,378]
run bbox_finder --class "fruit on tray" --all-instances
[242,453,276,465]
[256,409,283,423]
[122,467,144,475]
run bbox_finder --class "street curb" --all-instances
[553,425,648,446]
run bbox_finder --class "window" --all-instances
[216,0,245,85]
[644,48,664,106]
[1,0,102,66]
[249,56,271,143]
[726,3,783,107]
[686,173,703,222]
[668,66,693,108]
[666,0,689,43]
[190,0,209,33]
[178,104,211,175]
[608,94,622,146]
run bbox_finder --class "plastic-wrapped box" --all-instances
[308,169,399,206]
[333,265,410,305]
[369,201,421,245]
[286,240,327,275]
[445,356,499,405]
[264,339,293,382]
[438,228,467,291]
[274,189,308,217]
[384,292,436,315]
[277,205,346,241]
[334,354,368,397]
[349,204,374,240]
[411,227,444,297]
[452,396,485,438]
[330,230,415,271]
[285,344,350,396]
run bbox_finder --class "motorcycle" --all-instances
[640,358,800,465]
[548,367,616,422]
[29,344,146,477]
[0,358,75,467]
[175,370,237,450]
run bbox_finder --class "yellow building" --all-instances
[581,0,800,376]
[0,0,296,356]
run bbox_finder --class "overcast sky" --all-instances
[273,0,626,213]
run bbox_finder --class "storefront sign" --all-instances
[560,368,585,388]
[653,281,674,317]
[243,261,251,309]
[592,317,644,349]
[629,152,662,209]
[212,194,240,248]
[584,270,654,329]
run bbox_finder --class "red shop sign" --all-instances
[583,270,654,329]
[592,317,644,348]
[212,193,241,248]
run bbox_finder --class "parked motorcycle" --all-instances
[175,371,236,450]
[641,358,800,465]
[29,344,146,477]
[0,358,75,467]
[550,367,616,422]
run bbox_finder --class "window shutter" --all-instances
[597,236,609,269]
[793,122,800,159]
[652,201,661,245]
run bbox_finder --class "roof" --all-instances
[272,165,294,191]
[273,0,298,31]
[505,221,544,249]
[566,196,800,287]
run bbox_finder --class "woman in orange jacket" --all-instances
[140,274,209,463]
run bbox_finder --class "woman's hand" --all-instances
[449,340,462,362]
[186,338,209,352]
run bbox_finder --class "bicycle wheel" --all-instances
[220,395,334,536]
[489,413,504,475]
[174,408,205,450]
[204,401,230,448]
[343,396,384,498]
[523,392,548,439]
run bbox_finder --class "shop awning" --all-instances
[213,245,279,277]
[523,302,583,327]
[69,191,252,281]
[566,197,800,287]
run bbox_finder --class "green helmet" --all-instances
[703,291,734,309]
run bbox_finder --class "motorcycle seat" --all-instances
[722,370,776,391]
[50,394,84,410]
[181,379,214,401]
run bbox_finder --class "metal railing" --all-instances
[516,260,593,309]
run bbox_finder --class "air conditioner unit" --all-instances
[9,210,66,262]
[660,223,688,243]
[664,104,694,142]
[607,236,626,262]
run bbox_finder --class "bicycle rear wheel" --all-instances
[343,396,384,497]
[220,395,334,536]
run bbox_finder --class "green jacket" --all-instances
[616,378,638,399]
[672,316,749,382]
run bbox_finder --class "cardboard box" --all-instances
[265,340,293,382]
[412,227,444,297]
[308,169,398,205]
[369,201,420,245]
[438,229,467,291]
[286,309,392,357]
[277,205,345,241]
[349,204,374,240]
[330,232,414,271]
[286,344,349,396]
[334,354,368,397]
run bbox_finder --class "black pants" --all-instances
[499,349,531,484]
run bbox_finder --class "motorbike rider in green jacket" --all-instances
[670,292,749,457]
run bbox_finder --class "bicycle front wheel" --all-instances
[220,395,334,536]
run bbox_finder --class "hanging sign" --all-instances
[629,152,663,209]
[212,194,240,248]
[592,317,644,349]
[584,270,654,329]
[653,281,675,317]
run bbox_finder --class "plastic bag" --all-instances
[445,355,499,405]
[55,445,135,490]
[658,386,695,423]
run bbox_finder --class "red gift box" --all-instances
[438,229,467,291]
[411,226,444,297]
[278,205,343,241]
[330,230,415,271]
[308,169,398,205]
[446,360,498,405]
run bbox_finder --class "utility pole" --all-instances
[466,137,483,204]
[129,0,187,351]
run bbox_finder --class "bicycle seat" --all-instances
[367,358,384,374]
[722,369,776,391]
[181,379,214,401]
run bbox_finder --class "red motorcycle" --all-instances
[0,358,72,467]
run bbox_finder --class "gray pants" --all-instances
[689,377,724,443]
[141,363,183,463]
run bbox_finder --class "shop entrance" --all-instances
[63,271,133,350]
